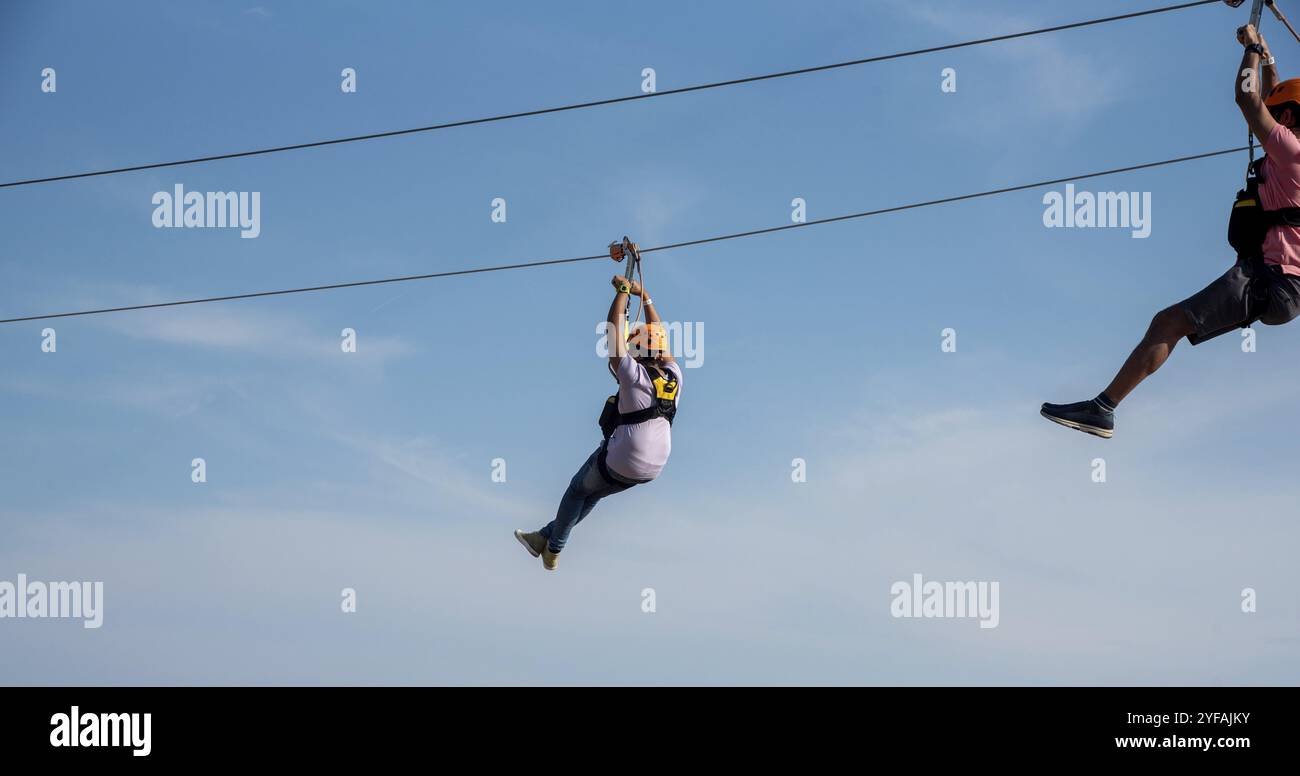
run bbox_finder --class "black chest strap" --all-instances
[1263,207,1300,227]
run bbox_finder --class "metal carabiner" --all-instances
[620,236,640,277]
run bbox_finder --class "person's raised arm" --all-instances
[608,274,631,372]
[1262,31,1278,97]
[1237,24,1279,143]
[632,280,676,366]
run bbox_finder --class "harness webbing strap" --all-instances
[1264,207,1300,226]
[616,364,677,427]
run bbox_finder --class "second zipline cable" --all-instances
[0,146,1247,324]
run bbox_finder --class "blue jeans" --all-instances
[539,447,638,553]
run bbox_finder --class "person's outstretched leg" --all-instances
[1042,304,1194,439]
[1102,305,1196,404]
[571,476,626,524]
[528,449,629,569]
[535,451,599,559]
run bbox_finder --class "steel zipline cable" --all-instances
[0,0,1220,189]
[0,146,1247,325]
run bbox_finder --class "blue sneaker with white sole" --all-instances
[1040,399,1114,439]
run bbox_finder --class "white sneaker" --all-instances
[514,530,546,558]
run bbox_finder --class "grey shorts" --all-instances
[1180,260,1300,345]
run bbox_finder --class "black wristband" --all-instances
[1246,43,1267,57]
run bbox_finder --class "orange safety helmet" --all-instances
[1265,78,1300,110]
[626,321,669,357]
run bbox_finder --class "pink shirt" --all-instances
[1260,123,1300,276]
[604,355,681,482]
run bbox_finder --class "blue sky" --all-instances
[1,0,1297,685]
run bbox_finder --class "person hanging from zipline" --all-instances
[514,247,681,570]
[1042,23,1300,438]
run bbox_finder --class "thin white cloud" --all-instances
[326,427,534,520]
[74,285,417,363]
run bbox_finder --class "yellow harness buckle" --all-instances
[653,375,678,401]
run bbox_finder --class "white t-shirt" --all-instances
[604,355,682,482]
